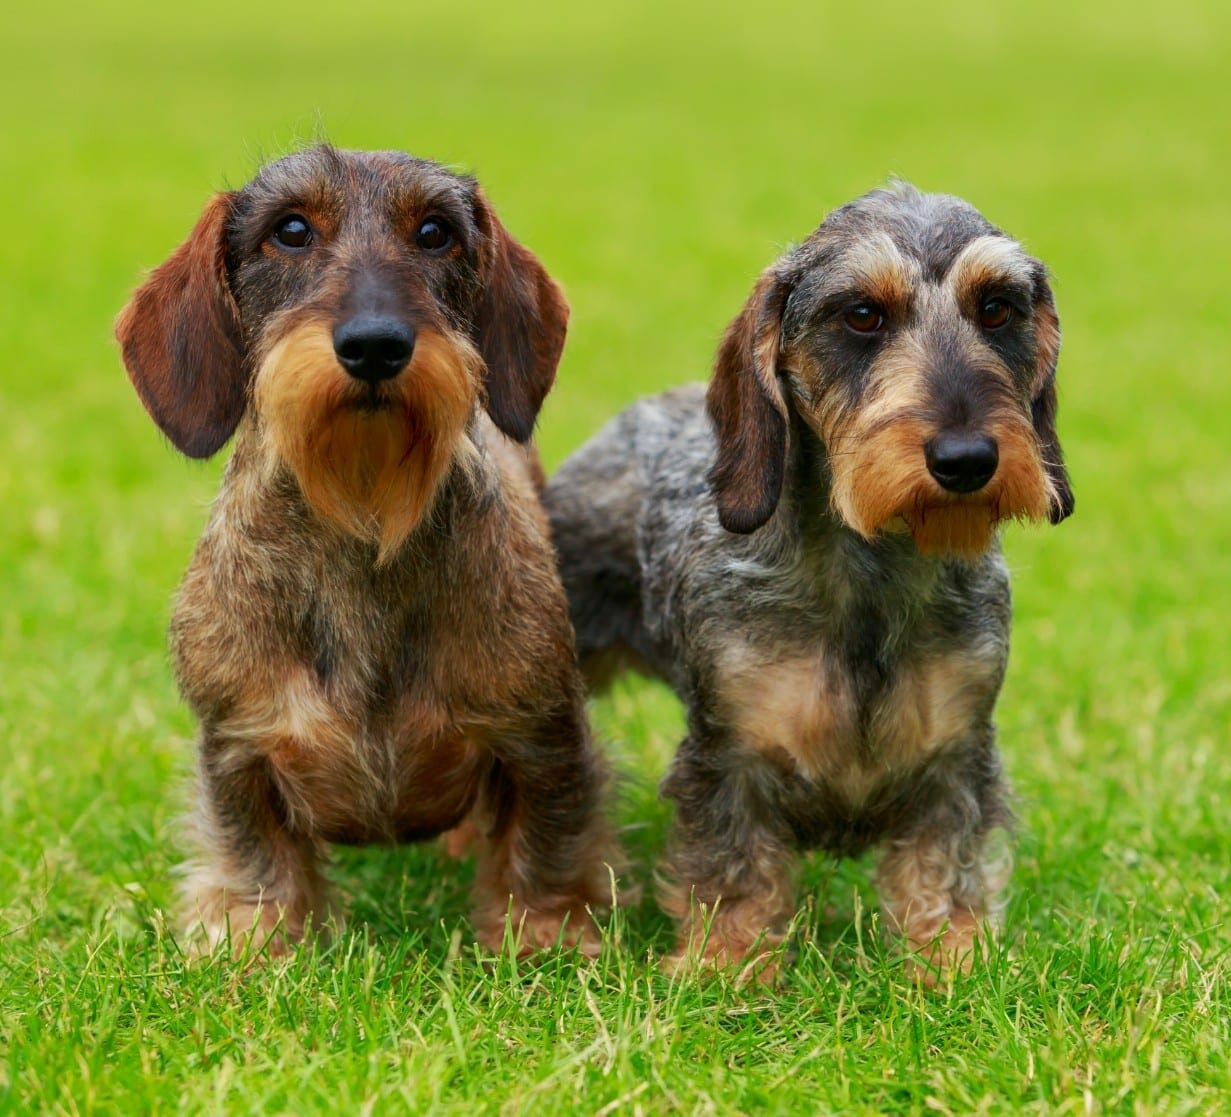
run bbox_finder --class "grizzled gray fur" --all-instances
[545,182,1072,979]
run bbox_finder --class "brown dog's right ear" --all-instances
[706,268,792,534]
[115,193,246,459]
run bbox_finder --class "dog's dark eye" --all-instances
[415,218,454,254]
[272,215,313,249]
[844,304,884,334]
[979,298,1012,330]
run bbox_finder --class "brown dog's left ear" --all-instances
[706,267,792,534]
[115,193,246,459]
[1030,266,1075,524]
[471,189,570,443]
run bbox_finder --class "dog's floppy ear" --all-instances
[706,267,792,534]
[471,188,569,443]
[116,193,246,460]
[1029,266,1074,524]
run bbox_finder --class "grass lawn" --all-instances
[3,0,1230,1112]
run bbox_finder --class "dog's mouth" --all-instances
[915,491,999,512]
[344,383,397,414]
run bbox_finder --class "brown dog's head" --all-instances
[707,182,1073,556]
[116,145,569,558]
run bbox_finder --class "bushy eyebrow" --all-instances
[385,183,473,235]
[946,235,1035,300]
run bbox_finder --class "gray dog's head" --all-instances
[706,182,1073,556]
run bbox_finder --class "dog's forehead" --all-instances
[797,185,1008,281]
[240,146,474,216]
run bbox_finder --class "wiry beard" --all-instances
[253,321,481,562]
[825,411,1055,559]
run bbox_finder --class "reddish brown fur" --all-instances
[877,827,1010,984]
[163,411,618,958]
[253,321,481,561]
[659,841,794,984]
[117,148,616,959]
[471,191,571,443]
[115,194,247,460]
[805,323,1055,559]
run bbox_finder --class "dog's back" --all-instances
[546,385,713,688]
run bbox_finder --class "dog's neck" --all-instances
[217,415,496,571]
[779,415,984,643]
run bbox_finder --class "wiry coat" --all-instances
[545,183,1072,978]
[117,147,613,956]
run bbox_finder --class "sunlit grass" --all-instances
[2,1,1229,1112]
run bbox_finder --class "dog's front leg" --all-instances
[875,750,1012,984]
[658,737,796,981]
[179,733,332,959]
[469,705,613,957]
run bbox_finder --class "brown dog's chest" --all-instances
[713,637,1001,808]
[219,640,508,845]
[172,452,569,848]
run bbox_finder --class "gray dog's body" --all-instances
[546,182,1072,977]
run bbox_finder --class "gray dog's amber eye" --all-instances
[844,304,884,333]
[979,298,1012,329]
[415,218,453,254]
[272,215,313,249]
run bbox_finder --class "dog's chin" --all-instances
[254,323,481,562]
[893,498,999,559]
[860,481,1051,560]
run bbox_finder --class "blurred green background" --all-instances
[2,0,1229,1112]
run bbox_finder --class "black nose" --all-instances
[925,434,999,494]
[332,315,416,383]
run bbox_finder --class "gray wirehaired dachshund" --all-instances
[544,182,1073,980]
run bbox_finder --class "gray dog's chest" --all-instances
[707,624,1003,808]
[648,506,1011,837]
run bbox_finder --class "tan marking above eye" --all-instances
[946,235,1034,304]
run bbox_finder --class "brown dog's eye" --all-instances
[272,215,313,249]
[979,298,1012,329]
[415,218,453,254]
[844,304,884,334]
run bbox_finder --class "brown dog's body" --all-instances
[118,147,612,955]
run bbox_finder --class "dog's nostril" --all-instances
[376,337,411,364]
[925,434,999,494]
[333,315,416,383]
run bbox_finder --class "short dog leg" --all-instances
[659,741,796,981]
[876,789,1011,984]
[471,708,614,957]
[181,737,331,958]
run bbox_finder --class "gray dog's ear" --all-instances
[706,267,792,534]
[470,188,570,444]
[115,193,247,460]
[1029,266,1074,524]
